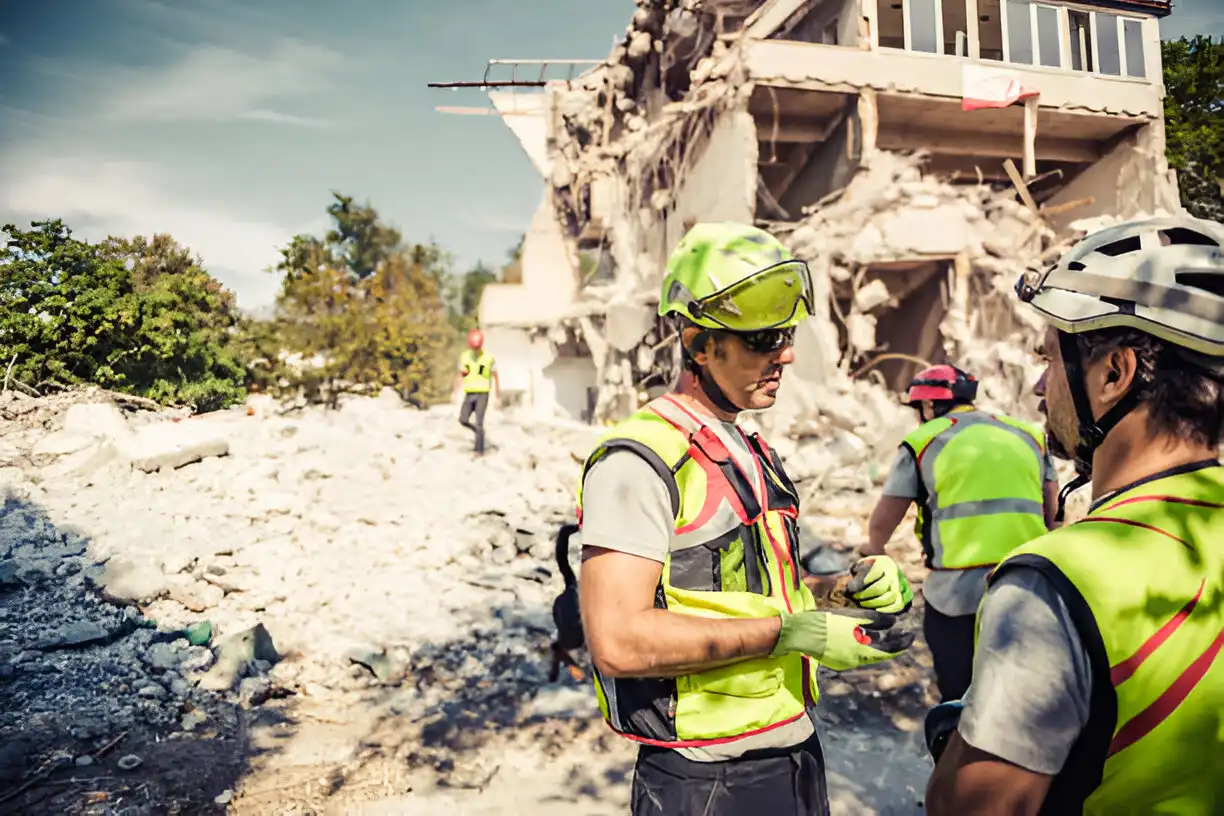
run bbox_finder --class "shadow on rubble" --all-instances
[0,489,275,815]
[299,595,633,811]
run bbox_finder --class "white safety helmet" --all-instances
[1016,215,1224,359]
[1015,215,1224,512]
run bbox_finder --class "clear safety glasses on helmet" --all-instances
[688,259,815,332]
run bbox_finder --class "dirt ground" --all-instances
[1,638,937,816]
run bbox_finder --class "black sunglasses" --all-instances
[719,326,796,354]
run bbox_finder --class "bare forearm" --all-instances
[592,609,783,679]
[862,497,911,556]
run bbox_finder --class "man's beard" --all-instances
[1046,427,1073,461]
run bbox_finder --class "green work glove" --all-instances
[770,608,914,671]
[847,555,914,614]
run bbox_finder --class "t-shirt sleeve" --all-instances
[958,565,1094,775]
[1043,450,1059,482]
[880,447,920,499]
[579,451,674,563]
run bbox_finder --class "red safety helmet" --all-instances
[467,328,484,350]
[905,364,978,404]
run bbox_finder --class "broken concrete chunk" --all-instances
[117,422,229,473]
[198,623,280,692]
[166,576,224,613]
[94,556,170,605]
[853,279,892,313]
[30,431,98,464]
[845,313,877,353]
[35,621,112,652]
[61,402,130,441]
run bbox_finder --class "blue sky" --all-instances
[0,1,1219,310]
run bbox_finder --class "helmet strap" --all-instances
[1055,331,1144,517]
[682,328,747,415]
[698,365,746,414]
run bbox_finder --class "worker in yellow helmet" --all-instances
[452,328,500,456]
[575,222,915,816]
[926,215,1224,815]
[861,362,1060,704]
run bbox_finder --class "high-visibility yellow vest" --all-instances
[575,394,821,761]
[458,349,494,394]
[902,408,1047,570]
[984,464,1224,815]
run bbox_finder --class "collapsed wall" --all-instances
[501,0,1172,478]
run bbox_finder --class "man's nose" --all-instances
[1033,368,1048,398]
[775,344,796,365]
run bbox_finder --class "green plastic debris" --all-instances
[184,620,213,647]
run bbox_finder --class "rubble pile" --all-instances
[0,387,936,810]
[0,388,612,805]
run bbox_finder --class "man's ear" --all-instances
[681,326,713,365]
[1100,347,1139,403]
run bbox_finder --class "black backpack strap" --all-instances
[581,438,682,520]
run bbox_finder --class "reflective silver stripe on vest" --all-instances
[918,412,1043,567]
[603,675,626,733]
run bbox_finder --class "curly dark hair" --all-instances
[1074,327,1224,447]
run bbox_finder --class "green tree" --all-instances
[260,193,456,406]
[1,220,246,410]
[446,261,498,330]
[324,192,402,280]
[501,233,525,284]
[1162,35,1224,221]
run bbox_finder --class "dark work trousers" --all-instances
[923,603,978,702]
[630,734,830,816]
[458,391,489,454]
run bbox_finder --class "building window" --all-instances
[877,0,1147,80]
[907,0,942,53]
[1035,4,1061,67]
[1095,11,1122,75]
[1005,0,1033,64]
[1069,10,1093,71]
[1123,18,1146,77]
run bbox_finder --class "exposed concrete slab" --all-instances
[118,422,230,473]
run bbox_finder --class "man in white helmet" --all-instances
[926,215,1224,814]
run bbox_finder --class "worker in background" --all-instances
[452,328,499,456]
[577,222,916,816]
[861,364,1059,703]
[926,215,1224,814]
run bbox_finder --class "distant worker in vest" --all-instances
[861,364,1059,703]
[926,215,1224,815]
[453,328,499,456]
[577,222,916,816]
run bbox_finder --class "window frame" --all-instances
[883,0,1150,81]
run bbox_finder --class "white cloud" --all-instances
[240,109,334,129]
[0,155,302,308]
[102,38,342,126]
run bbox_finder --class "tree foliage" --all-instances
[0,220,247,410]
[251,193,456,406]
[1162,35,1224,222]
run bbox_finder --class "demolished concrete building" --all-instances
[441,0,1180,441]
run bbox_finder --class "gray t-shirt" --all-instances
[580,421,755,563]
[881,446,1058,617]
[959,565,1093,774]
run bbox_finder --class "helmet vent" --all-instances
[1158,227,1218,248]
[1067,261,1087,271]
[1097,236,1142,256]
[1174,272,1224,299]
